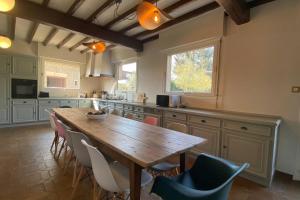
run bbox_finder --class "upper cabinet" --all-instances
[0,55,11,74]
[12,56,37,79]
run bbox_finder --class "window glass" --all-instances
[117,62,137,92]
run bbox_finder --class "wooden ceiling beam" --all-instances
[215,0,250,25]
[8,0,143,51]
[80,47,90,54]
[119,0,193,33]
[133,2,220,38]
[8,16,16,40]
[104,0,157,28]
[248,0,276,8]
[57,32,75,48]
[43,28,58,46]
[141,34,159,43]
[69,37,91,51]
[86,0,115,22]
[67,0,86,16]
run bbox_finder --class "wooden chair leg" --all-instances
[64,150,74,174]
[50,132,57,152]
[71,165,84,199]
[96,187,102,200]
[175,167,179,175]
[63,145,69,167]
[57,139,65,160]
[93,176,97,200]
[53,132,59,156]
[72,159,78,187]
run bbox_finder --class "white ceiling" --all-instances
[0,0,221,52]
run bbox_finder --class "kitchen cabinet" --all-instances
[38,100,60,121]
[0,55,11,74]
[221,130,270,179]
[79,99,92,108]
[190,126,220,156]
[12,100,37,123]
[12,56,37,79]
[60,100,78,108]
[0,76,10,124]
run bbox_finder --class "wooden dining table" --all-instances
[53,108,206,200]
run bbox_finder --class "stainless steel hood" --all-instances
[85,51,114,78]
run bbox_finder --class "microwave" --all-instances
[156,95,181,108]
[12,79,37,99]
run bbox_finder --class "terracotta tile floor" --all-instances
[0,124,299,200]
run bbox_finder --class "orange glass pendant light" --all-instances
[137,1,172,30]
[0,35,12,49]
[84,41,106,53]
[0,0,15,12]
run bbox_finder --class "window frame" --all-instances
[164,38,220,97]
[116,58,138,93]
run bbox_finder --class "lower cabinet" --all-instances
[12,100,37,123]
[190,125,220,156]
[0,75,10,124]
[60,100,78,108]
[38,100,60,121]
[221,130,270,178]
[79,100,92,108]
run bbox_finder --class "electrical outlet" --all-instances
[291,86,300,93]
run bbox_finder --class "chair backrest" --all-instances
[167,122,187,133]
[53,114,65,138]
[143,116,159,126]
[56,120,73,150]
[190,154,249,191]
[68,130,92,167]
[48,111,56,131]
[81,140,121,192]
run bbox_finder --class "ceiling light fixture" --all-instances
[0,35,12,49]
[137,1,172,30]
[83,41,106,53]
[0,0,15,12]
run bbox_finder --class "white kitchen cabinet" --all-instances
[12,56,37,79]
[0,76,10,124]
[79,99,92,108]
[38,100,60,121]
[190,126,220,156]
[0,55,11,74]
[221,130,270,178]
[12,100,37,123]
[60,100,78,108]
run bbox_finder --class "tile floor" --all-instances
[0,124,299,200]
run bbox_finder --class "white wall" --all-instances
[109,0,300,176]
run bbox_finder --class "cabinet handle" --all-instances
[201,120,206,123]
[223,145,227,149]
[23,101,27,104]
[240,126,248,131]
[172,114,177,117]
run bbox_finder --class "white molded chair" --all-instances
[81,139,153,200]
[151,122,188,176]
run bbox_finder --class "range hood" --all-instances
[85,51,114,78]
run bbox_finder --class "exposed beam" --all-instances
[141,34,159,43]
[8,0,143,51]
[80,47,90,54]
[248,0,276,8]
[67,0,86,15]
[86,0,115,22]
[215,0,250,25]
[27,22,39,43]
[8,16,16,40]
[104,0,157,28]
[57,32,75,48]
[69,37,91,51]
[133,2,220,38]
[120,0,193,33]
[42,0,50,6]
[43,28,58,46]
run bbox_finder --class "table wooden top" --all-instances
[53,108,206,167]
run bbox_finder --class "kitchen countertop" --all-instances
[37,97,282,126]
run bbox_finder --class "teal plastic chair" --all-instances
[151,154,249,200]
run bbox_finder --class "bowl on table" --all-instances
[86,110,108,120]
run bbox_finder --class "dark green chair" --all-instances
[151,154,249,200]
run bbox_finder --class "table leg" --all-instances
[130,162,142,200]
[180,153,186,173]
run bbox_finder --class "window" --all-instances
[166,43,218,95]
[44,60,80,89]
[117,62,137,92]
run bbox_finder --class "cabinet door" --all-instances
[13,104,37,123]
[60,100,78,108]
[0,55,11,74]
[0,76,10,124]
[12,56,37,78]
[222,131,269,178]
[190,126,220,156]
[79,100,92,108]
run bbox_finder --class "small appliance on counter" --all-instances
[156,95,181,108]
[38,91,49,98]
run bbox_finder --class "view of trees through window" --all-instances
[168,46,215,93]
[117,62,137,92]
